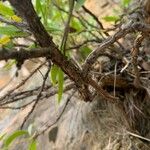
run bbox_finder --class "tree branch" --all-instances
[83,22,150,74]
[7,0,116,102]
[8,0,91,101]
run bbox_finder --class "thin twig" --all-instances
[81,6,107,33]
[34,89,76,138]
[21,61,51,128]
[66,39,101,50]
[83,22,150,74]
[131,34,144,88]
[0,62,46,105]
[0,100,34,110]
[127,131,150,142]
[0,83,75,110]
[113,62,117,97]
[60,0,75,54]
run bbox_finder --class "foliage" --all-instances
[1,0,149,149]
[0,1,92,147]
[33,0,93,102]
[50,65,64,103]
[0,0,133,105]
[0,1,14,16]
[1,125,37,150]
[102,0,132,23]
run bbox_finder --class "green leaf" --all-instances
[3,60,16,70]
[46,25,62,33]
[50,66,64,103]
[4,130,28,147]
[42,0,50,26]
[80,46,92,59]
[0,2,14,16]
[0,133,6,141]
[70,18,83,32]
[0,25,27,37]
[35,0,48,25]
[102,15,120,22]
[57,68,64,103]
[11,15,22,22]
[4,41,14,49]
[122,0,132,7]
[0,35,10,45]
[35,0,43,14]
[28,140,37,150]
[50,65,59,86]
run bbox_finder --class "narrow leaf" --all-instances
[57,68,64,103]
[3,60,16,70]
[103,16,120,22]
[28,140,37,150]
[4,130,28,147]
[35,0,43,15]
[0,25,27,37]
[122,0,132,7]
[0,133,6,141]
[80,46,92,59]
[70,18,83,32]
[11,15,22,22]
[0,2,14,16]
[50,65,59,86]
[0,35,10,45]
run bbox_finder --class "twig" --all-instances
[0,62,46,105]
[88,77,118,101]
[8,0,91,101]
[0,46,118,102]
[131,34,144,88]
[66,39,101,50]
[0,47,52,61]
[120,57,130,73]
[113,62,117,97]
[0,100,34,110]
[76,13,103,38]
[0,83,75,109]
[60,0,75,54]
[34,89,76,138]
[0,15,29,33]
[6,0,150,102]
[0,76,69,106]
[127,131,150,142]
[83,22,150,74]
[20,61,51,128]
[81,6,108,35]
